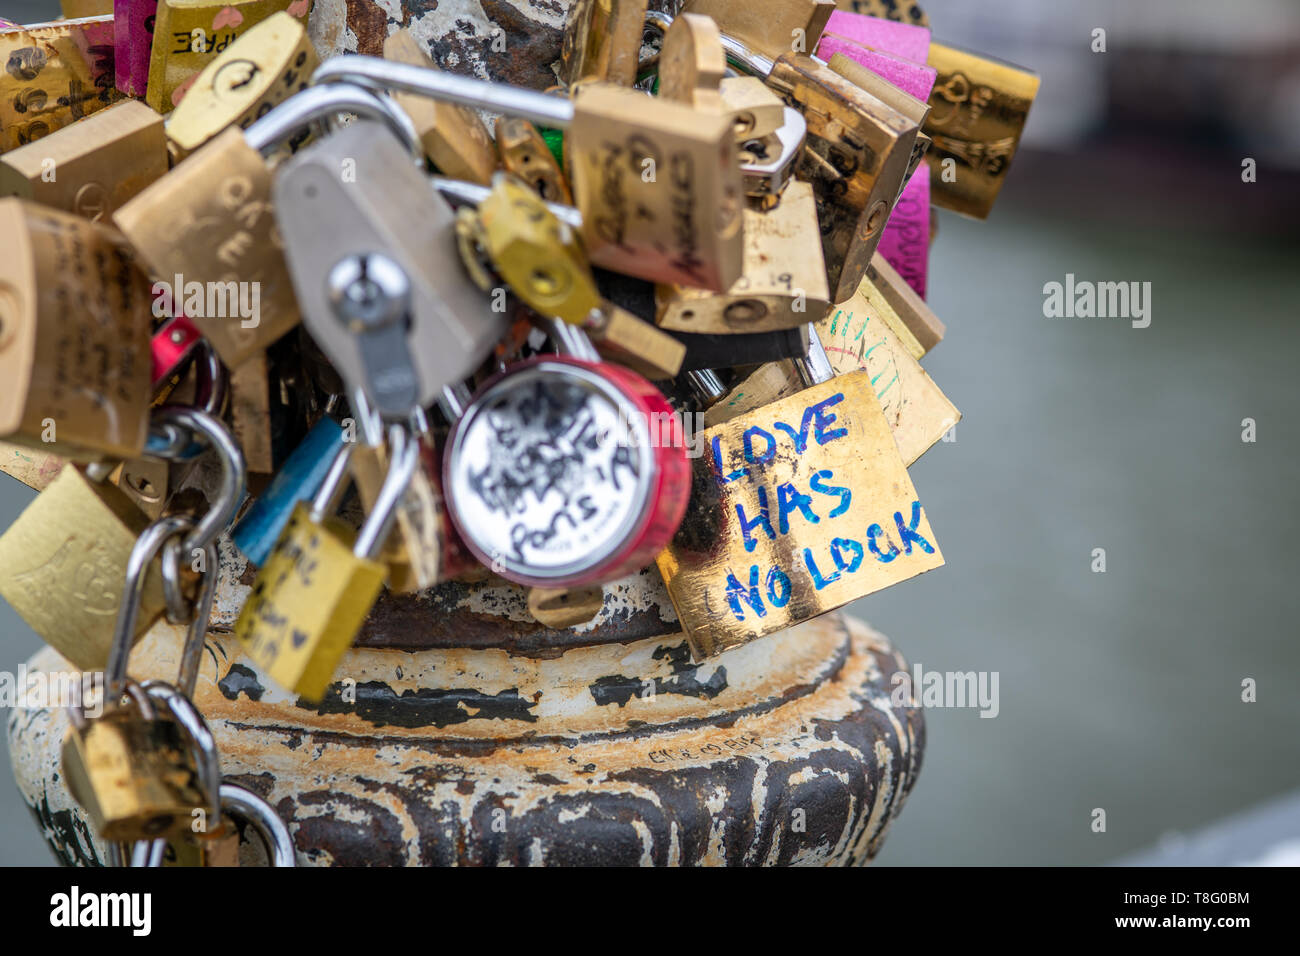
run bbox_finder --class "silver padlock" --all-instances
[271,120,509,420]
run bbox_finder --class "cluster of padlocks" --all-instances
[0,0,1036,865]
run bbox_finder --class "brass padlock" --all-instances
[657,334,944,659]
[495,116,573,205]
[61,682,205,843]
[0,199,154,460]
[0,465,167,670]
[654,179,830,334]
[164,11,318,161]
[312,58,745,292]
[718,77,787,142]
[864,253,945,355]
[765,52,921,303]
[559,0,649,88]
[384,28,498,185]
[682,0,835,62]
[0,100,167,221]
[824,50,932,190]
[145,0,312,114]
[114,83,421,368]
[0,16,118,152]
[658,13,727,114]
[235,432,418,700]
[924,42,1040,219]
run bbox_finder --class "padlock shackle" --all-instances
[219,782,297,866]
[354,425,420,561]
[150,406,247,557]
[312,56,577,130]
[309,440,356,522]
[795,326,835,388]
[431,176,583,230]
[643,10,775,77]
[541,316,601,363]
[143,680,222,822]
[244,82,423,161]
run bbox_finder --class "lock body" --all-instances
[658,13,726,114]
[0,100,167,221]
[560,0,649,88]
[351,438,445,594]
[495,117,572,204]
[385,29,498,185]
[116,0,160,97]
[444,356,690,588]
[924,42,1040,219]
[0,200,153,459]
[0,16,118,152]
[719,77,786,142]
[0,466,167,670]
[114,125,297,367]
[146,0,312,114]
[165,11,318,160]
[654,180,830,334]
[658,370,944,658]
[568,84,744,292]
[235,501,389,701]
[766,53,918,303]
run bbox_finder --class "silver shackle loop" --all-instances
[219,783,297,867]
[312,56,577,129]
[244,81,423,163]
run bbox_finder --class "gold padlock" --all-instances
[824,50,932,189]
[582,304,686,381]
[924,42,1040,219]
[657,360,944,659]
[495,117,573,205]
[559,0,650,88]
[766,53,920,303]
[235,432,417,700]
[0,465,167,670]
[384,29,498,185]
[658,13,727,114]
[61,684,203,843]
[0,100,168,221]
[718,77,787,142]
[654,179,830,334]
[145,0,312,114]
[0,16,119,153]
[864,253,945,355]
[682,0,835,62]
[165,11,318,161]
[229,353,275,477]
[0,199,154,459]
[0,440,64,491]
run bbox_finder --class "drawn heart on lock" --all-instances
[212,5,244,30]
[287,0,310,17]
[170,71,201,106]
[292,629,308,649]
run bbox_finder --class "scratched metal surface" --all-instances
[9,584,923,865]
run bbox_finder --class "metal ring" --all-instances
[245,82,424,164]
[149,406,247,555]
[175,543,218,699]
[142,681,222,821]
[160,535,191,626]
[219,783,297,867]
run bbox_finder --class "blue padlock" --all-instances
[231,416,347,567]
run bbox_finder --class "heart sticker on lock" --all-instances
[212,6,245,30]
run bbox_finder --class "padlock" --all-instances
[559,0,649,88]
[654,179,830,334]
[109,458,171,520]
[764,51,922,303]
[657,13,727,115]
[145,0,312,114]
[0,440,65,491]
[443,321,691,588]
[821,8,932,64]
[924,42,1040,219]
[151,315,205,393]
[718,77,787,142]
[165,11,319,161]
[272,119,506,420]
[821,48,933,186]
[494,117,573,205]
[230,415,346,566]
[0,199,154,460]
[384,28,498,185]
[0,465,166,670]
[115,0,160,97]
[235,427,419,701]
[0,100,167,221]
[0,16,118,152]
[865,248,943,352]
[114,83,421,369]
[737,106,806,203]
[312,56,745,292]
[229,353,275,476]
[348,399,444,594]
[454,174,685,380]
[680,0,835,63]
[656,328,944,659]
[527,585,604,629]
[61,681,207,843]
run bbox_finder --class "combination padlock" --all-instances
[312,55,744,292]
[234,428,419,701]
[271,119,506,420]
[114,83,421,368]
[443,321,691,588]
[657,327,944,659]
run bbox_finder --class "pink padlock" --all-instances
[877,169,929,299]
[115,0,159,97]
[822,9,931,64]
